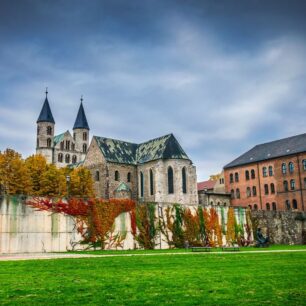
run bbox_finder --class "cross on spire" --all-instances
[45,87,48,98]
[80,95,83,103]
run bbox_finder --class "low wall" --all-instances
[251,211,306,245]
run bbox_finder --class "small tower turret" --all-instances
[36,88,55,163]
[73,96,90,159]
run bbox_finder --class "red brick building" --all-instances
[224,133,306,211]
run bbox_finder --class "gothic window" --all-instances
[72,155,77,164]
[230,173,234,183]
[290,179,295,190]
[37,138,39,148]
[236,188,240,199]
[266,203,270,210]
[262,167,267,177]
[303,160,306,171]
[83,143,87,153]
[58,153,63,163]
[272,202,277,211]
[140,171,144,197]
[65,141,70,150]
[282,163,287,174]
[73,133,76,141]
[65,154,70,163]
[289,162,294,173]
[234,172,239,182]
[270,183,275,194]
[245,170,250,180]
[182,167,187,194]
[252,186,257,196]
[251,169,256,179]
[254,204,258,210]
[292,199,298,210]
[47,138,51,148]
[304,178,306,189]
[283,180,288,192]
[285,200,290,210]
[115,171,120,181]
[127,172,131,183]
[95,170,100,182]
[150,169,154,196]
[60,141,64,150]
[37,126,40,135]
[230,189,235,199]
[168,167,174,194]
[47,126,52,135]
[246,187,251,197]
[83,132,87,141]
[264,184,269,195]
[269,166,273,176]
[71,143,75,151]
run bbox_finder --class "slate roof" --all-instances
[37,98,55,123]
[197,180,217,191]
[94,133,190,165]
[73,102,90,130]
[224,133,306,169]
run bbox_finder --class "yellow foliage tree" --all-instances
[226,207,236,245]
[40,164,66,197]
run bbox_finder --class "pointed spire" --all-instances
[37,89,55,123]
[73,96,90,130]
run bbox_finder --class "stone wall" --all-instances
[251,210,306,244]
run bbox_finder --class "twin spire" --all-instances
[37,89,89,130]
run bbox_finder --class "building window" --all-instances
[235,172,239,182]
[282,163,287,174]
[262,167,267,177]
[95,170,100,181]
[236,188,240,199]
[83,132,87,141]
[303,160,306,171]
[140,171,144,198]
[248,204,252,210]
[168,167,174,194]
[149,169,154,196]
[254,204,258,210]
[264,184,269,195]
[246,187,251,197]
[251,169,255,179]
[115,171,120,181]
[127,172,131,183]
[292,199,298,210]
[73,133,76,141]
[268,166,273,176]
[266,203,270,210]
[37,138,39,148]
[47,126,52,135]
[289,162,294,173]
[285,200,290,210]
[65,141,70,150]
[182,167,187,194]
[245,170,250,180]
[47,138,51,148]
[60,141,64,150]
[72,155,77,164]
[58,153,63,162]
[37,126,40,135]
[270,183,275,194]
[230,173,234,183]
[283,180,288,192]
[252,186,257,196]
[65,154,70,163]
[304,177,306,189]
[71,143,75,151]
[230,189,235,199]
[290,179,295,190]
[272,202,277,211]
[83,143,87,153]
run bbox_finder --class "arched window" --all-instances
[303,160,306,171]
[115,171,120,181]
[182,167,187,194]
[72,155,77,164]
[254,204,258,210]
[58,153,63,162]
[47,138,51,148]
[230,173,234,183]
[272,202,277,211]
[168,167,174,194]
[292,199,298,210]
[73,133,76,141]
[248,204,252,210]
[140,171,144,197]
[47,126,52,135]
[290,179,295,190]
[245,170,250,180]
[236,188,240,199]
[234,172,239,182]
[285,200,290,210]
[65,154,70,163]
[269,166,273,176]
[252,186,256,196]
[262,167,267,177]
[251,169,255,179]
[83,143,87,153]
[83,132,87,141]
[264,184,269,195]
[283,180,288,192]
[270,183,275,194]
[304,178,306,189]
[289,162,294,173]
[230,189,235,199]
[60,141,64,150]
[65,141,70,150]
[37,138,39,148]
[71,143,75,151]
[150,169,154,196]
[282,163,287,174]
[95,170,100,181]
[246,187,251,197]
[127,172,131,183]
[266,203,270,210]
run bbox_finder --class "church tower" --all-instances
[36,89,55,163]
[73,96,90,160]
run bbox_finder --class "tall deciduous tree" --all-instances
[40,164,66,197]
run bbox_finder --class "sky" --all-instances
[0,0,306,181]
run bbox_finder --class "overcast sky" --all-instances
[0,0,306,180]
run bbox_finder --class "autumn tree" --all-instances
[40,164,66,197]
[69,166,95,198]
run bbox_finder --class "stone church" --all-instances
[36,92,198,204]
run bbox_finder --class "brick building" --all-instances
[224,133,306,211]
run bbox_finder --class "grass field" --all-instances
[0,249,305,305]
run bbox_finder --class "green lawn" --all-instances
[0,250,306,305]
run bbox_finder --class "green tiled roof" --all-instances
[94,133,189,165]
[53,132,65,146]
